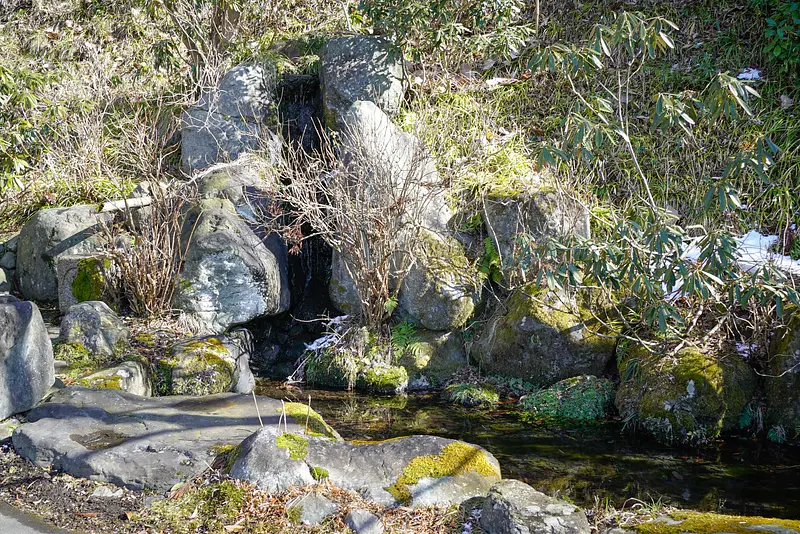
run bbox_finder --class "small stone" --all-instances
[286,493,339,526]
[0,251,15,270]
[91,486,124,499]
[345,510,383,534]
[781,95,794,110]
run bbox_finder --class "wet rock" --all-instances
[173,199,290,333]
[160,331,255,396]
[320,36,403,130]
[481,479,590,534]
[57,301,130,365]
[328,251,361,316]
[233,432,501,507]
[16,205,113,301]
[616,344,755,446]
[12,388,308,491]
[345,509,384,534]
[473,286,615,386]
[77,360,152,397]
[0,300,55,420]
[181,62,281,173]
[286,493,339,526]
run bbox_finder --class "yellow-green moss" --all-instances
[133,333,156,347]
[358,365,408,393]
[72,257,110,303]
[635,511,800,534]
[277,403,338,439]
[386,442,500,505]
[78,373,123,391]
[310,466,329,480]
[168,337,235,396]
[444,383,500,407]
[276,433,309,460]
[287,503,303,525]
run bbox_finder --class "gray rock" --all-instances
[16,205,113,302]
[12,388,310,491]
[0,295,20,304]
[90,486,124,499]
[173,199,290,333]
[197,156,274,209]
[56,254,112,313]
[400,329,467,389]
[481,479,590,534]
[321,36,403,130]
[163,331,255,395]
[286,493,339,526]
[345,510,384,534]
[234,432,501,507]
[59,301,129,361]
[0,251,15,270]
[399,231,480,331]
[181,63,281,173]
[4,234,19,253]
[0,301,55,420]
[473,288,615,386]
[0,417,21,439]
[0,268,9,293]
[328,251,362,316]
[340,101,451,233]
[483,192,590,285]
[77,360,152,397]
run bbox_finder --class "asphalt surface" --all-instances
[0,502,72,534]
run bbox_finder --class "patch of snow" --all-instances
[737,68,761,80]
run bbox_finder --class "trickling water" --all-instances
[256,379,800,519]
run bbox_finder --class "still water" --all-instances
[256,379,800,519]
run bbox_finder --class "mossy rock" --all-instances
[765,315,800,431]
[443,383,500,407]
[72,257,111,304]
[473,285,616,386]
[357,364,408,394]
[276,433,309,460]
[635,510,800,534]
[305,346,351,389]
[616,345,756,446]
[277,402,340,440]
[519,375,615,422]
[398,329,467,389]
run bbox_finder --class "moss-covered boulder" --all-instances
[399,329,467,389]
[77,359,153,397]
[159,331,255,396]
[443,383,500,407]
[56,254,114,314]
[765,316,800,432]
[306,346,408,394]
[473,286,615,386]
[399,231,481,331]
[520,375,614,422]
[57,301,130,369]
[616,345,756,446]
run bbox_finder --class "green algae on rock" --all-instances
[444,383,500,407]
[473,285,616,386]
[616,345,756,446]
[520,375,615,422]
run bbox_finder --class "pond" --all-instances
[256,379,800,519]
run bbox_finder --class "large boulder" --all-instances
[766,318,800,430]
[173,199,290,333]
[16,205,112,301]
[158,331,255,396]
[320,36,404,130]
[181,63,281,173]
[12,388,318,491]
[399,231,480,331]
[0,300,55,419]
[232,430,501,507]
[616,345,755,446]
[328,250,362,315]
[56,254,113,314]
[399,329,467,389]
[56,301,130,368]
[473,286,615,386]
[481,479,591,534]
[483,189,590,285]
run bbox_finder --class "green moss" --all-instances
[520,375,615,422]
[277,402,338,439]
[310,467,329,481]
[444,383,499,407]
[53,340,119,373]
[287,503,303,525]
[71,257,109,303]
[616,346,756,445]
[358,365,408,394]
[386,442,500,505]
[305,347,350,389]
[143,480,247,534]
[168,337,235,396]
[133,333,156,347]
[276,433,309,460]
[78,373,123,391]
[635,511,800,534]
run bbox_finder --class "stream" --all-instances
[256,379,800,519]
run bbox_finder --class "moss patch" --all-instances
[277,403,338,440]
[310,467,329,481]
[358,365,408,394]
[167,337,235,396]
[444,383,499,407]
[386,442,500,505]
[276,433,309,460]
[520,375,615,422]
[635,511,800,534]
[143,480,247,534]
[71,257,109,304]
